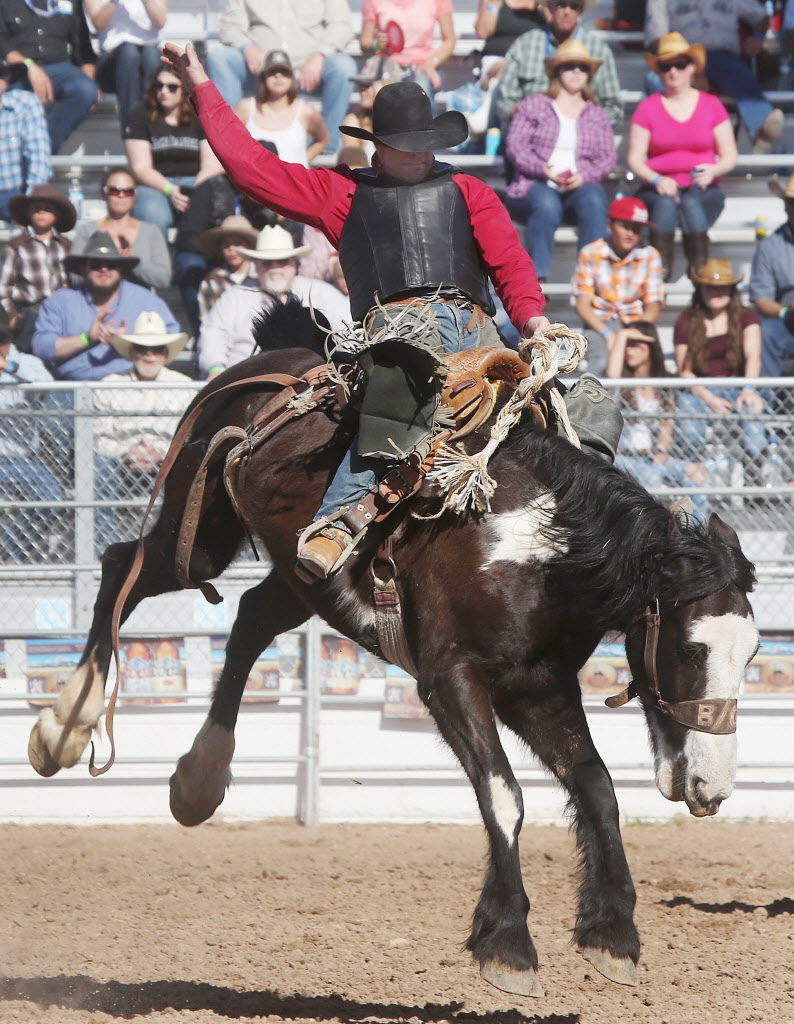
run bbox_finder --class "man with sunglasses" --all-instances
[573,196,664,375]
[497,0,623,130]
[32,231,182,380]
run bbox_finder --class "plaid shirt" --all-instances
[498,26,623,130]
[573,238,664,321]
[505,94,617,199]
[0,90,52,194]
[0,228,71,316]
[197,266,258,320]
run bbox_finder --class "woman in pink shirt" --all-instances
[627,32,737,281]
[359,0,456,99]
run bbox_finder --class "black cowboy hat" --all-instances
[10,184,77,233]
[64,230,140,272]
[339,80,468,152]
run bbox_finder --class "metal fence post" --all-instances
[297,616,322,826]
[73,385,95,633]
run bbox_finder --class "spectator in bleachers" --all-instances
[359,0,455,99]
[605,320,708,520]
[504,39,615,283]
[197,214,258,320]
[32,230,181,381]
[675,257,766,462]
[123,67,216,237]
[573,196,664,376]
[750,173,794,377]
[341,57,403,160]
[497,0,623,130]
[0,61,52,221]
[0,306,63,563]
[627,32,737,282]
[197,225,351,379]
[84,0,166,131]
[0,185,75,355]
[92,310,190,550]
[71,167,171,291]
[0,0,98,154]
[207,0,356,153]
[475,0,544,81]
[231,50,329,166]
[645,0,785,154]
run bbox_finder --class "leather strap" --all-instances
[371,539,419,678]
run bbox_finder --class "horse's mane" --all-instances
[251,296,330,354]
[499,418,755,629]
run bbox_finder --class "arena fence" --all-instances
[0,377,793,823]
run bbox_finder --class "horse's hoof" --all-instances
[579,947,638,986]
[27,721,62,778]
[480,960,545,997]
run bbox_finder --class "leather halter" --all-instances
[605,601,738,736]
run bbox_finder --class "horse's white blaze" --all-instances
[488,774,520,845]
[482,493,567,568]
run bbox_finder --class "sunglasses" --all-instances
[658,57,691,72]
[131,343,166,355]
[156,81,181,93]
[104,186,135,197]
[558,61,591,73]
[85,259,118,270]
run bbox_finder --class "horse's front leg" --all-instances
[495,683,640,986]
[421,661,543,998]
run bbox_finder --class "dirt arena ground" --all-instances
[0,819,792,1024]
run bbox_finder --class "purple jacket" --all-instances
[505,93,617,199]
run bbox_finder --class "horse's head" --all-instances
[625,513,758,817]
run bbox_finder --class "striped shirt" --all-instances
[197,266,258,321]
[0,228,70,316]
[0,90,52,194]
[573,238,665,321]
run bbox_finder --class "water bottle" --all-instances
[755,215,768,240]
[67,170,84,217]
[704,430,732,495]
[761,433,786,489]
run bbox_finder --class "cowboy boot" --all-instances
[682,232,709,275]
[295,523,355,582]
[649,231,675,282]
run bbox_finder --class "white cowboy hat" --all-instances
[235,224,312,261]
[110,311,188,362]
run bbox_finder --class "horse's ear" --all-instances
[668,496,694,529]
[708,512,741,549]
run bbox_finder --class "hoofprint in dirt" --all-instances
[1,820,791,1024]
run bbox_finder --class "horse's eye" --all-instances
[681,642,707,664]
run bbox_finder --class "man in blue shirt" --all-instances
[0,62,52,219]
[32,231,182,380]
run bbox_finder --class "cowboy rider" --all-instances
[161,42,551,580]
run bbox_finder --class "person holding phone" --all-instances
[504,39,616,282]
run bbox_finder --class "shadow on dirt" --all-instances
[659,895,794,917]
[0,975,581,1024]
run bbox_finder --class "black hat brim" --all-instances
[339,109,468,152]
[64,253,140,272]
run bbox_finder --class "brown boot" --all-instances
[295,524,354,582]
[682,232,709,275]
[649,231,675,282]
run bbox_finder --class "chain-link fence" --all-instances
[0,377,792,641]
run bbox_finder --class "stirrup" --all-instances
[294,515,363,584]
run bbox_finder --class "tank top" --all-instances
[246,99,312,167]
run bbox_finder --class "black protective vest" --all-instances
[338,166,495,322]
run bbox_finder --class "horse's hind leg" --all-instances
[169,569,310,827]
[420,661,544,997]
[495,683,640,986]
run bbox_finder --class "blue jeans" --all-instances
[0,189,16,221]
[316,301,501,519]
[173,250,209,338]
[97,41,161,130]
[207,46,356,151]
[635,184,724,234]
[0,456,63,562]
[134,174,195,236]
[506,182,608,279]
[760,315,794,376]
[676,387,767,460]
[617,453,709,522]
[17,62,99,153]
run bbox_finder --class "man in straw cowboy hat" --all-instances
[645,0,784,154]
[32,230,182,381]
[162,41,558,579]
[197,214,259,319]
[750,174,794,377]
[497,0,623,130]
[0,184,76,354]
[197,223,350,379]
[93,311,192,552]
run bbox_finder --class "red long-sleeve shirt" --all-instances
[192,81,545,330]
